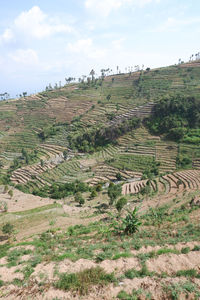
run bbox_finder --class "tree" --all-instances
[106,94,111,101]
[63,150,68,160]
[90,69,95,81]
[74,192,85,206]
[108,183,122,205]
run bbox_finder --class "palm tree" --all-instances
[90,69,95,81]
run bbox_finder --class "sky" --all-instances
[0,0,200,97]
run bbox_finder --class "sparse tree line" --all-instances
[178,51,200,65]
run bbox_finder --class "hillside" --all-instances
[0,60,200,299]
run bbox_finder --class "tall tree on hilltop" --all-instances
[90,69,95,81]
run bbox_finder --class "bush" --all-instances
[79,197,85,206]
[8,190,13,198]
[116,197,127,213]
[116,172,122,181]
[2,223,14,236]
[96,184,102,192]
[0,201,8,212]
[0,280,4,287]
[90,190,97,199]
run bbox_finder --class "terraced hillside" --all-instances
[1,61,200,300]
[122,169,200,196]
[0,60,199,169]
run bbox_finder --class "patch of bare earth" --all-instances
[147,251,200,274]
[0,188,53,212]
[31,257,140,283]
[0,266,23,282]
[131,241,200,255]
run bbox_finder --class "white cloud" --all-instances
[9,49,39,65]
[67,38,106,59]
[85,0,160,17]
[151,17,200,33]
[14,6,72,39]
[0,28,14,43]
[111,38,125,49]
[0,6,73,43]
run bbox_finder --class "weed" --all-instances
[7,248,31,267]
[156,248,179,255]
[176,269,200,278]
[181,247,190,254]
[12,278,23,287]
[118,288,152,299]
[0,279,4,287]
[112,252,131,260]
[125,265,155,279]
[22,265,34,280]
[55,267,116,295]
[192,245,200,251]
[163,281,200,300]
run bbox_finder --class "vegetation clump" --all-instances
[55,267,115,295]
[147,95,200,143]
[108,182,122,205]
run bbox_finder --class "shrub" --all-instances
[96,184,102,192]
[181,247,190,254]
[8,190,13,198]
[90,190,97,199]
[2,223,14,236]
[0,201,8,212]
[116,172,122,181]
[0,280,4,287]
[116,197,127,213]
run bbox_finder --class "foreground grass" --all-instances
[0,191,200,299]
[55,266,116,295]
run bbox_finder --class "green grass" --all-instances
[176,269,200,278]
[55,267,116,295]
[125,265,155,279]
[12,203,62,216]
[117,289,152,300]
[107,154,154,172]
